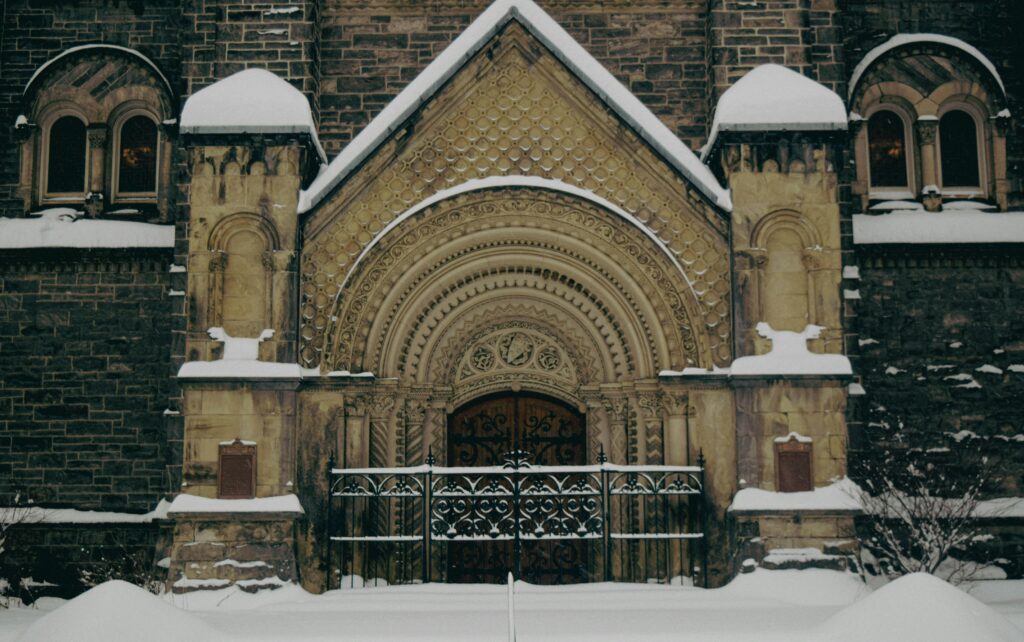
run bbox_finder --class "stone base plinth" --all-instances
[167,509,303,593]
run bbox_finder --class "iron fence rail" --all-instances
[327,450,707,587]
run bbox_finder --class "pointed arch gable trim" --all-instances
[298,0,729,213]
[849,34,1007,103]
[24,45,175,104]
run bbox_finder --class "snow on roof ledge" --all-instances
[853,211,1024,245]
[0,208,175,249]
[167,493,304,515]
[702,64,847,160]
[180,68,326,162]
[298,0,730,213]
[176,327,307,379]
[849,34,1006,101]
[729,478,863,514]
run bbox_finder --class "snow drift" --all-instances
[16,580,212,642]
[816,573,1021,642]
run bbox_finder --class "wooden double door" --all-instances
[446,393,588,584]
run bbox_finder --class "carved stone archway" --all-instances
[316,186,712,467]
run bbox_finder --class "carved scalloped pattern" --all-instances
[300,28,730,367]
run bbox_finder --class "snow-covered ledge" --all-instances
[0,208,175,249]
[660,324,853,379]
[853,211,1024,245]
[729,478,863,515]
[180,68,327,164]
[177,328,307,380]
[166,493,304,517]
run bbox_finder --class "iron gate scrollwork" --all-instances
[327,449,708,587]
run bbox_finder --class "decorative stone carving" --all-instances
[322,190,714,379]
[916,119,938,145]
[300,33,731,369]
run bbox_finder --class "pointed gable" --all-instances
[300,0,729,213]
[298,0,736,367]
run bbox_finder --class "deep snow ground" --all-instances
[2,571,1022,641]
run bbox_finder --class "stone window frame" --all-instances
[205,212,281,334]
[851,56,1008,210]
[109,105,162,205]
[860,99,919,201]
[21,47,175,218]
[37,105,91,205]
[935,99,989,199]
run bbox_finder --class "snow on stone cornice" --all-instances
[0,208,174,249]
[853,211,1024,244]
[177,327,306,379]
[665,324,851,377]
[167,493,304,515]
[731,324,852,376]
[0,499,171,524]
[849,34,1006,101]
[729,477,863,513]
[180,68,326,163]
[702,64,847,161]
[297,0,731,213]
[662,326,852,378]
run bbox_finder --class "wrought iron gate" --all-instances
[327,449,707,587]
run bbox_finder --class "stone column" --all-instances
[344,396,367,469]
[405,398,428,466]
[637,392,663,465]
[661,393,689,467]
[583,395,607,464]
[368,394,396,468]
[917,118,939,199]
[602,396,629,465]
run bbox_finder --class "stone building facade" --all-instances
[1,0,1022,593]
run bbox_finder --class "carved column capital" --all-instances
[87,125,107,149]
[368,394,396,419]
[661,393,688,416]
[345,395,368,417]
[208,251,228,272]
[916,118,938,145]
[636,392,661,417]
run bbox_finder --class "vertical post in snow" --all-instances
[507,571,516,642]
[424,448,435,583]
[599,446,612,582]
[698,449,708,589]
[326,455,334,590]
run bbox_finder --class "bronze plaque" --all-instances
[776,440,813,493]
[218,440,256,499]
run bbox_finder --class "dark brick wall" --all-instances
[0,522,168,600]
[180,0,320,111]
[850,246,1024,498]
[840,0,1024,206]
[0,250,175,511]
[317,0,710,156]
[710,0,845,100]
[0,0,183,220]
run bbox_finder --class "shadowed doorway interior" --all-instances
[446,392,588,583]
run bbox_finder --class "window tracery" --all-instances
[850,40,1008,210]
[20,46,174,218]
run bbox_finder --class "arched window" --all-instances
[867,110,909,189]
[45,115,87,195]
[114,113,159,198]
[939,109,981,190]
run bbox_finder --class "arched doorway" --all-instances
[448,392,586,467]
[446,392,588,584]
